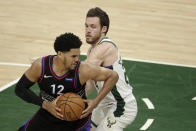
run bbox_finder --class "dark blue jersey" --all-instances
[18,55,90,131]
[38,55,86,101]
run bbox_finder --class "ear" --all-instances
[57,51,61,56]
[57,51,64,58]
[101,26,107,34]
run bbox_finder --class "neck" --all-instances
[53,56,68,75]
[91,35,106,48]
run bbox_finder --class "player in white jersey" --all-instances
[85,7,138,131]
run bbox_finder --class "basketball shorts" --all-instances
[91,94,137,131]
[18,108,91,131]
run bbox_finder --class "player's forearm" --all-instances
[93,71,118,106]
[15,74,43,106]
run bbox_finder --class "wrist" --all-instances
[92,99,99,108]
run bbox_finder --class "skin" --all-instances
[25,48,119,120]
[85,16,119,96]
[85,16,118,66]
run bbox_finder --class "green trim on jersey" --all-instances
[99,37,124,116]
[89,37,117,54]
[111,86,125,117]
[97,37,117,47]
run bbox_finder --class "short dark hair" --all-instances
[86,7,110,35]
[54,33,82,53]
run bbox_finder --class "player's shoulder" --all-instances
[100,37,117,47]
[78,62,92,79]
[97,37,117,52]
[80,61,99,73]
[79,61,91,70]
[31,57,42,70]
[32,55,51,66]
[94,42,116,55]
[97,41,118,56]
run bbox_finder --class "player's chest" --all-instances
[40,75,76,94]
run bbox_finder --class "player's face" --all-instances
[85,17,103,44]
[63,49,80,70]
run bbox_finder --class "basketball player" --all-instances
[85,7,138,131]
[15,33,119,131]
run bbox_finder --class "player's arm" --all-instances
[15,58,43,106]
[86,42,117,66]
[85,48,98,96]
[85,43,118,96]
[15,59,63,119]
[15,58,63,119]
[85,43,108,96]
[79,63,119,118]
[86,44,105,66]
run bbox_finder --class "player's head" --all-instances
[54,33,82,53]
[86,7,110,35]
[54,33,82,69]
[85,7,110,44]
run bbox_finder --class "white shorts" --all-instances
[91,94,137,131]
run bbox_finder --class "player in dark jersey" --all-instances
[15,32,119,131]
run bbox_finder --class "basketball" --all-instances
[56,92,85,121]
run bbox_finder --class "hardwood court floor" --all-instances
[0,0,196,87]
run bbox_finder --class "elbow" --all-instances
[15,83,18,95]
[15,82,21,97]
[111,71,119,83]
[15,81,26,98]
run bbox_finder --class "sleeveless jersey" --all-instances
[37,55,86,101]
[89,37,133,117]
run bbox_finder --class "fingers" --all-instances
[53,96,63,119]
[55,106,61,112]
[54,96,61,104]
[56,112,64,120]
[80,106,91,119]
[83,99,89,103]
[55,106,63,119]
[80,109,89,119]
[80,99,94,119]
[46,101,63,120]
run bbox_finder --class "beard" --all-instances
[86,34,101,45]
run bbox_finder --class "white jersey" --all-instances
[94,37,133,103]
[89,38,137,129]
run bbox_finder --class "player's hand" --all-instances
[42,97,63,120]
[80,99,96,119]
